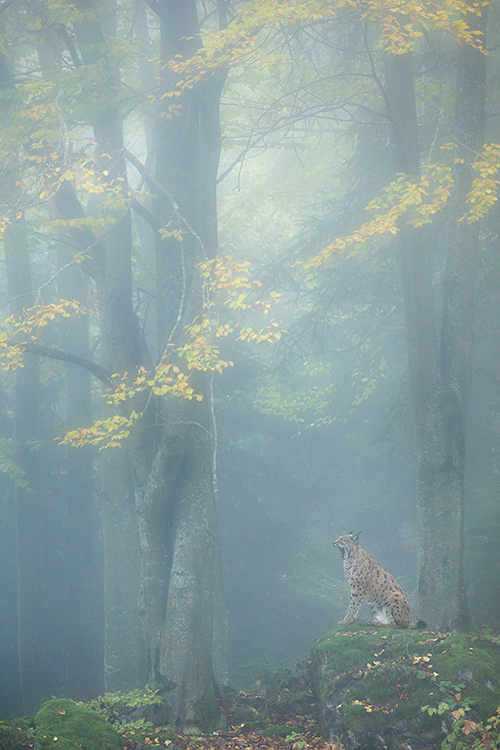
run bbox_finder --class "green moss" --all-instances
[431,634,500,716]
[311,628,500,743]
[193,680,220,734]
[35,698,124,750]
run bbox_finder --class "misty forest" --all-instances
[1,0,500,749]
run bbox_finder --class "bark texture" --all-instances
[383,10,487,631]
[133,0,228,726]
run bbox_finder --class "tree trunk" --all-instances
[66,0,228,719]
[101,447,146,690]
[56,252,105,698]
[53,176,145,691]
[71,1,151,691]
[133,0,228,726]
[429,7,487,630]
[383,8,487,630]
[0,41,52,710]
[2,0,229,718]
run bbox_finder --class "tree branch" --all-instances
[58,25,82,69]
[124,148,207,256]
[17,342,112,385]
[131,197,161,231]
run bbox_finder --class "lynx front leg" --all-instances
[339,589,364,625]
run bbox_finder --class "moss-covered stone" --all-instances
[35,698,124,750]
[193,680,221,734]
[310,627,500,750]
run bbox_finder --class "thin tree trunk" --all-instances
[4,215,47,713]
[56,253,105,698]
[0,43,53,711]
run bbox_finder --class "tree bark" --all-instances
[134,0,228,725]
[383,9,487,630]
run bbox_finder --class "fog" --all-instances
[0,0,498,727]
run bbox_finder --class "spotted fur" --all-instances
[333,532,425,629]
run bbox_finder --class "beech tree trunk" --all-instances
[134,0,228,726]
[57,0,228,723]
[383,9,487,630]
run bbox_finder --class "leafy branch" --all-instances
[304,143,500,269]
[57,256,283,450]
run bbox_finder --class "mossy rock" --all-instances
[310,627,500,750]
[35,698,124,750]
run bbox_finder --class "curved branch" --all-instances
[131,197,162,231]
[124,147,207,256]
[17,342,112,385]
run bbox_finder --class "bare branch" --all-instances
[58,25,82,69]
[131,197,161,231]
[124,148,207,256]
[17,342,112,385]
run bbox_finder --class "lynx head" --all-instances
[333,531,361,559]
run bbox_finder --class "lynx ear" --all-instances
[349,531,361,542]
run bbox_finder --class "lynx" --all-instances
[333,532,426,629]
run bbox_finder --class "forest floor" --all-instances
[167,704,337,750]
[1,665,341,750]
[124,665,340,750]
